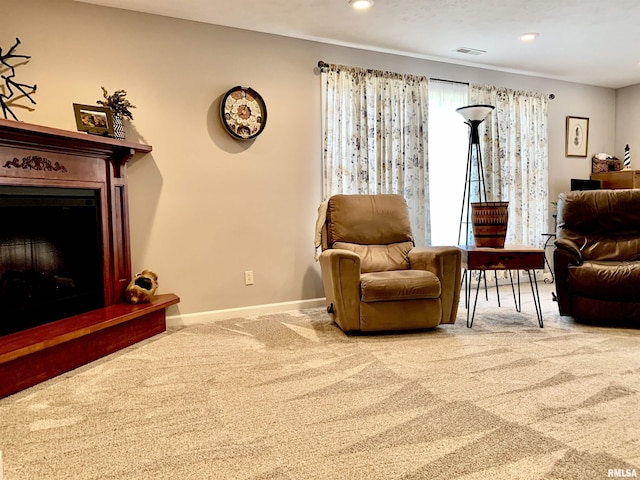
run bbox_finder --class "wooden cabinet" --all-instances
[591,170,640,189]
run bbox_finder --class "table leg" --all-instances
[508,270,522,312]
[483,273,489,301]
[462,269,491,313]
[543,234,556,284]
[516,270,522,312]
[527,269,544,327]
[508,270,517,310]
[467,270,484,328]
[461,269,468,308]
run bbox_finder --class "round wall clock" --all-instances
[220,86,267,140]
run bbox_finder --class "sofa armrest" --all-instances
[554,238,582,264]
[319,249,361,332]
[408,246,462,324]
[553,238,582,317]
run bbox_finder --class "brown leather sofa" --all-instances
[318,194,461,332]
[554,189,640,322]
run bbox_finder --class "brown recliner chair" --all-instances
[554,189,640,322]
[318,194,462,332]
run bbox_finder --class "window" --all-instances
[427,80,469,245]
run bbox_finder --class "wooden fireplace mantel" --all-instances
[0,118,179,399]
[0,118,152,176]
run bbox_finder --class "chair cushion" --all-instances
[568,261,640,301]
[558,189,640,235]
[360,270,441,302]
[326,194,413,246]
[557,190,640,262]
[333,241,412,273]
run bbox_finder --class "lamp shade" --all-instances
[456,104,495,122]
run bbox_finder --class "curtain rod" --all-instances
[317,61,555,99]
[430,77,469,86]
[431,77,555,99]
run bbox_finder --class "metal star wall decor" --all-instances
[0,37,37,120]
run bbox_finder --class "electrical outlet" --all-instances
[244,270,254,286]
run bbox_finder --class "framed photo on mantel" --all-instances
[566,116,589,157]
[73,103,115,137]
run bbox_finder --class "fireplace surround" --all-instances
[0,118,179,398]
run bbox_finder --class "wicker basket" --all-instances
[471,201,509,248]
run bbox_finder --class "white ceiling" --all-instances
[75,0,640,89]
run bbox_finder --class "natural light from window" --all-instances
[428,80,469,246]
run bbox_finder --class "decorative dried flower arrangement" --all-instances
[97,87,135,120]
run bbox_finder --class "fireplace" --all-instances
[0,185,105,336]
[0,119,179,398]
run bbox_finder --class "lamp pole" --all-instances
[456,104,494,246]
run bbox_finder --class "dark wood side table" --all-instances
[458,245,545,328]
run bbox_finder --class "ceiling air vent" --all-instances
[454,47,486,56]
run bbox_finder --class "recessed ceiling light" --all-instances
[349,0,374,10]
[520,33,539,42]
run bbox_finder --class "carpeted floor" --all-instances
[1,283,639,479]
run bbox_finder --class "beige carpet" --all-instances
[1,283,639,479]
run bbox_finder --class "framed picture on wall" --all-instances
[73,103,115,137]
[565,116,589,157]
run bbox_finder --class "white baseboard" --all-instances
[166,298,327,328]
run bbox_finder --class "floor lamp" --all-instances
[456,104,495,246]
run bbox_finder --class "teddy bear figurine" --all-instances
[124,270,158,304]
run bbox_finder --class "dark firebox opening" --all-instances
[0,186,104,337]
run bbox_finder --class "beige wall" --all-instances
[4,0,617,318]
[616,84,640,163]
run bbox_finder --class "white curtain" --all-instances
[470,85,549,249]
[322,64,430,245]
[427,80,469,246]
